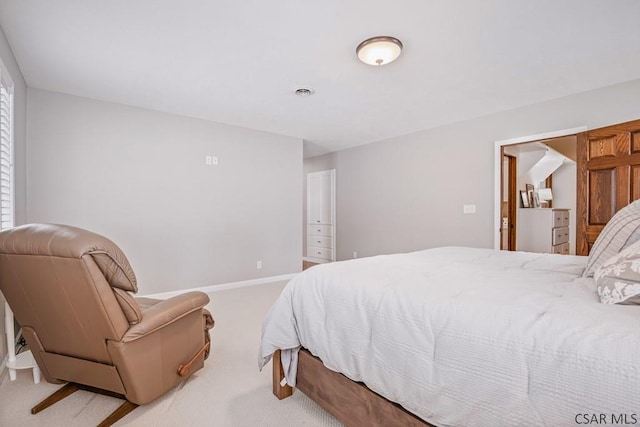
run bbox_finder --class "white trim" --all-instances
[0,58,15,232]
[494,126,587,147]
[140,273,298,300]
[493,126,587,250]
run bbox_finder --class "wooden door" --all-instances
[576,119,640,255]
[500,152,517,250]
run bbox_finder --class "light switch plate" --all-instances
[463,204,477,214]
[205,155,219,166]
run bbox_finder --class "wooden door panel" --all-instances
[507,155,517,251]
[588,169,615,225]
[588,135,616,159]
[632,131,640,154]
[632,165,640,201]
[616,165,630,211]
[500,152,517,251]
[577,119,640,255]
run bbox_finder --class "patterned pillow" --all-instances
[583,199,640,277]
[595,239,640,304]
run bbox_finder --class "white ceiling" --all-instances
[1,1,640,157]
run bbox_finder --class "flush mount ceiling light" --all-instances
[356,36,403,66]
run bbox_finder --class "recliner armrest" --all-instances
[121,291,210,342]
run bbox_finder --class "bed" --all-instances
[259,246,640,426]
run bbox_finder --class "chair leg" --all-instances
[30,382,137,426]
[97,400,138,427]
[31,382,81,414]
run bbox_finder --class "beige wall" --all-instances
[27,89,303,294]
[309,78,640,260]
[0,25,27,373]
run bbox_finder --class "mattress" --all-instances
[259,247,640,426]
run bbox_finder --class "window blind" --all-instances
[0,70,13,231]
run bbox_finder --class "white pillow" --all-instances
[583,199,640,277]
[595,239,640,305]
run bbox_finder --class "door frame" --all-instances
[493,126,586,250]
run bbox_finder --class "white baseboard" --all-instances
[140,272,298,300]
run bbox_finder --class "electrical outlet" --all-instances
[256,260,262,269]
[353,251,358,259]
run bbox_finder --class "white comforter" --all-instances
[259,247,640,426]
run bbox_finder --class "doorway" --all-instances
[503,137,577,254]
[495,120,640,254]
[493,126,586,251]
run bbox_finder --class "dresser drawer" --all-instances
[553,210,570,228]
[308,224,334,237]
[552,227,570,245]
[307,246,333,260]
[307,235,333,249]
[552,242,570,255]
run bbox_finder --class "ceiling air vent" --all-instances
[294,87,314,97]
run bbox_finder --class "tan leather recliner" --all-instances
[0,224,214,426]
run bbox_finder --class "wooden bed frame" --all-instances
[268,127,640,424]
[272,348,432,427]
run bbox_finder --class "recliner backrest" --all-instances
[0,224,138,364]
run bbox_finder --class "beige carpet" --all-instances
[0,281,343,426]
